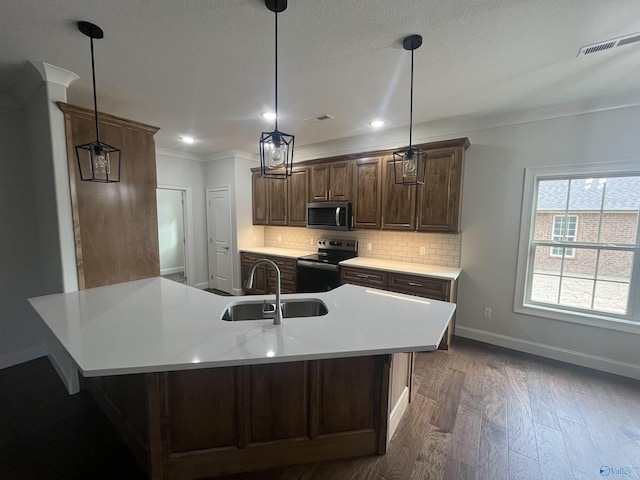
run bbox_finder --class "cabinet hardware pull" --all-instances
[408,282,423,287]
[328,189,331,199]
[357,274,370,279]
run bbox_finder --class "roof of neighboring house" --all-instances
[537,176,640,211]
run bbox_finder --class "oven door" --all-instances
[296,260,341,293]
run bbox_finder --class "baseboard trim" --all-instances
[456,326,640,381]
[161,267,185,276]
[0,345,46,370]
[195,282,209,290]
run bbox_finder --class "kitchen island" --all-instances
[29,278,455,479]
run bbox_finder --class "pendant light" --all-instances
[75,21,121,183]
[259,0,294,179]
[393,34,426,186]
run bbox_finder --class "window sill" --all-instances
[515,303,640,334]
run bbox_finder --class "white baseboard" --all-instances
[161,266,185,276]
[456,326,640,380]
[195,282,209,289]
[0,345,46,370]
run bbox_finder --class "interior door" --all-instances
[207,188,233,293]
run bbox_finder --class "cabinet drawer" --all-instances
[341,267,387,287]
[241,252,267,265]
[268,256,297,272]
[268,269,296,285]
[387,273,450,301]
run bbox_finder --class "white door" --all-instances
[207,187,233,293]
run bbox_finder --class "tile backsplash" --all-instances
[264,227,461,268]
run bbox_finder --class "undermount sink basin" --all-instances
[221,298,328,321]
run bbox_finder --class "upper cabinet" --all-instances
[252,175,288,226]
[250,138,469,232]
[352,157,382,229]
[288,167,309,227]
[416,146,464,233]
[310,162,351,202]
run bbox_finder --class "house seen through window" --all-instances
[516,167,640,327]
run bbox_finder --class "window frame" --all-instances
[514,162,640,334]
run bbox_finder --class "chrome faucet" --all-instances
[245,258,283,325]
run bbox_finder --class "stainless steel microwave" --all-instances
[306,202,352,231]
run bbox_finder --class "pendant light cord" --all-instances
[409,48,414,148]
[90,36,101,144]
[274,7,279,132]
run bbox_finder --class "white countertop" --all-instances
[240,246,314,258]
[339,257,461,280]
[29,278,455,377]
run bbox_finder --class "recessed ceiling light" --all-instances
[262,112,277,120]
[369,119,386,128]
[180,136,195,144]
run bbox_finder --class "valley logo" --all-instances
[600,465,640,476]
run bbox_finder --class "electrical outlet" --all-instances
[419,246,426,255]
[277,235,282,243]
[309,238,314,246]
[483,307,492,318]
[366,242,372,251]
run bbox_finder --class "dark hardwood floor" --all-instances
[1,338,639,480]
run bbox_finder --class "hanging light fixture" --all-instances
[393,34,426,186]
[259,0,294,179]
[75,21,121,183]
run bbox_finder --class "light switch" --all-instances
[419,246,426,255]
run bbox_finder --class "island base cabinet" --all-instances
[86,355,399,479]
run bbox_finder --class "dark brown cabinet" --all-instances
[381,156,417,231]
[416,147,464,233]
[310,162,351,202]
[252,174,288,226]
[287,167,309,227]
[340,266,457,349]
[241,252,297,294]
[352,157,382,229]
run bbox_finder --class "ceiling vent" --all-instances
[577,32,640,57]
[303,114,334,124]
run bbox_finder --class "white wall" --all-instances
[0,104,47,368]
[156,149,208,287]
[295,102,640,379]
[157,189,185,274]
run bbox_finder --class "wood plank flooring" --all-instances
[1,337,639,480]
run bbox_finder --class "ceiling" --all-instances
[2,0,640,156]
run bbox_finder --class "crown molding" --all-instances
[156,146,205,163]
[204,149,258,163]
[31,61,78,87]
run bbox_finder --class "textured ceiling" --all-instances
[1,0,640,155]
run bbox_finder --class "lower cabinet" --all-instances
[241,252,297,294]
[340,266,457,349]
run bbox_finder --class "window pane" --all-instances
[533,245,562,275]
[600,176,640,244]
[600,212,638,244]
[593,281,629,314]
[563,248,597,278]
[568,177,604,211]
[597,251,634,280]
[533,180,568,241]
[559,277,594,310]
[531,274,560,304]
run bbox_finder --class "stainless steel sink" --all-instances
[221,298,328,321]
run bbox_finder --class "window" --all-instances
[515,163,640,332]
[551,215,577,258]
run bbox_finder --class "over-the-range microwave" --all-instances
[306,202,352,231]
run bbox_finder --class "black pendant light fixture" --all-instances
[393,34,426,186]
[75,21,121,183]
[259,0,294,179]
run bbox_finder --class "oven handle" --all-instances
[297,260,340,272]
[335,207,340,227]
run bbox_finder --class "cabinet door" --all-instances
[416,147,463,233]
[267,178,288,225]
[241,257,268,294]
[252,174,268,225]
[381,156,416,231]
[352,157,382,229]
[287,167,308,227]
[328,162,351,201]
[310,165,330,201]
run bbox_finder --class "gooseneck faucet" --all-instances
[245,258,283,325]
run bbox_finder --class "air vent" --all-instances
[303,114,334,124]
[577,32,640,57]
